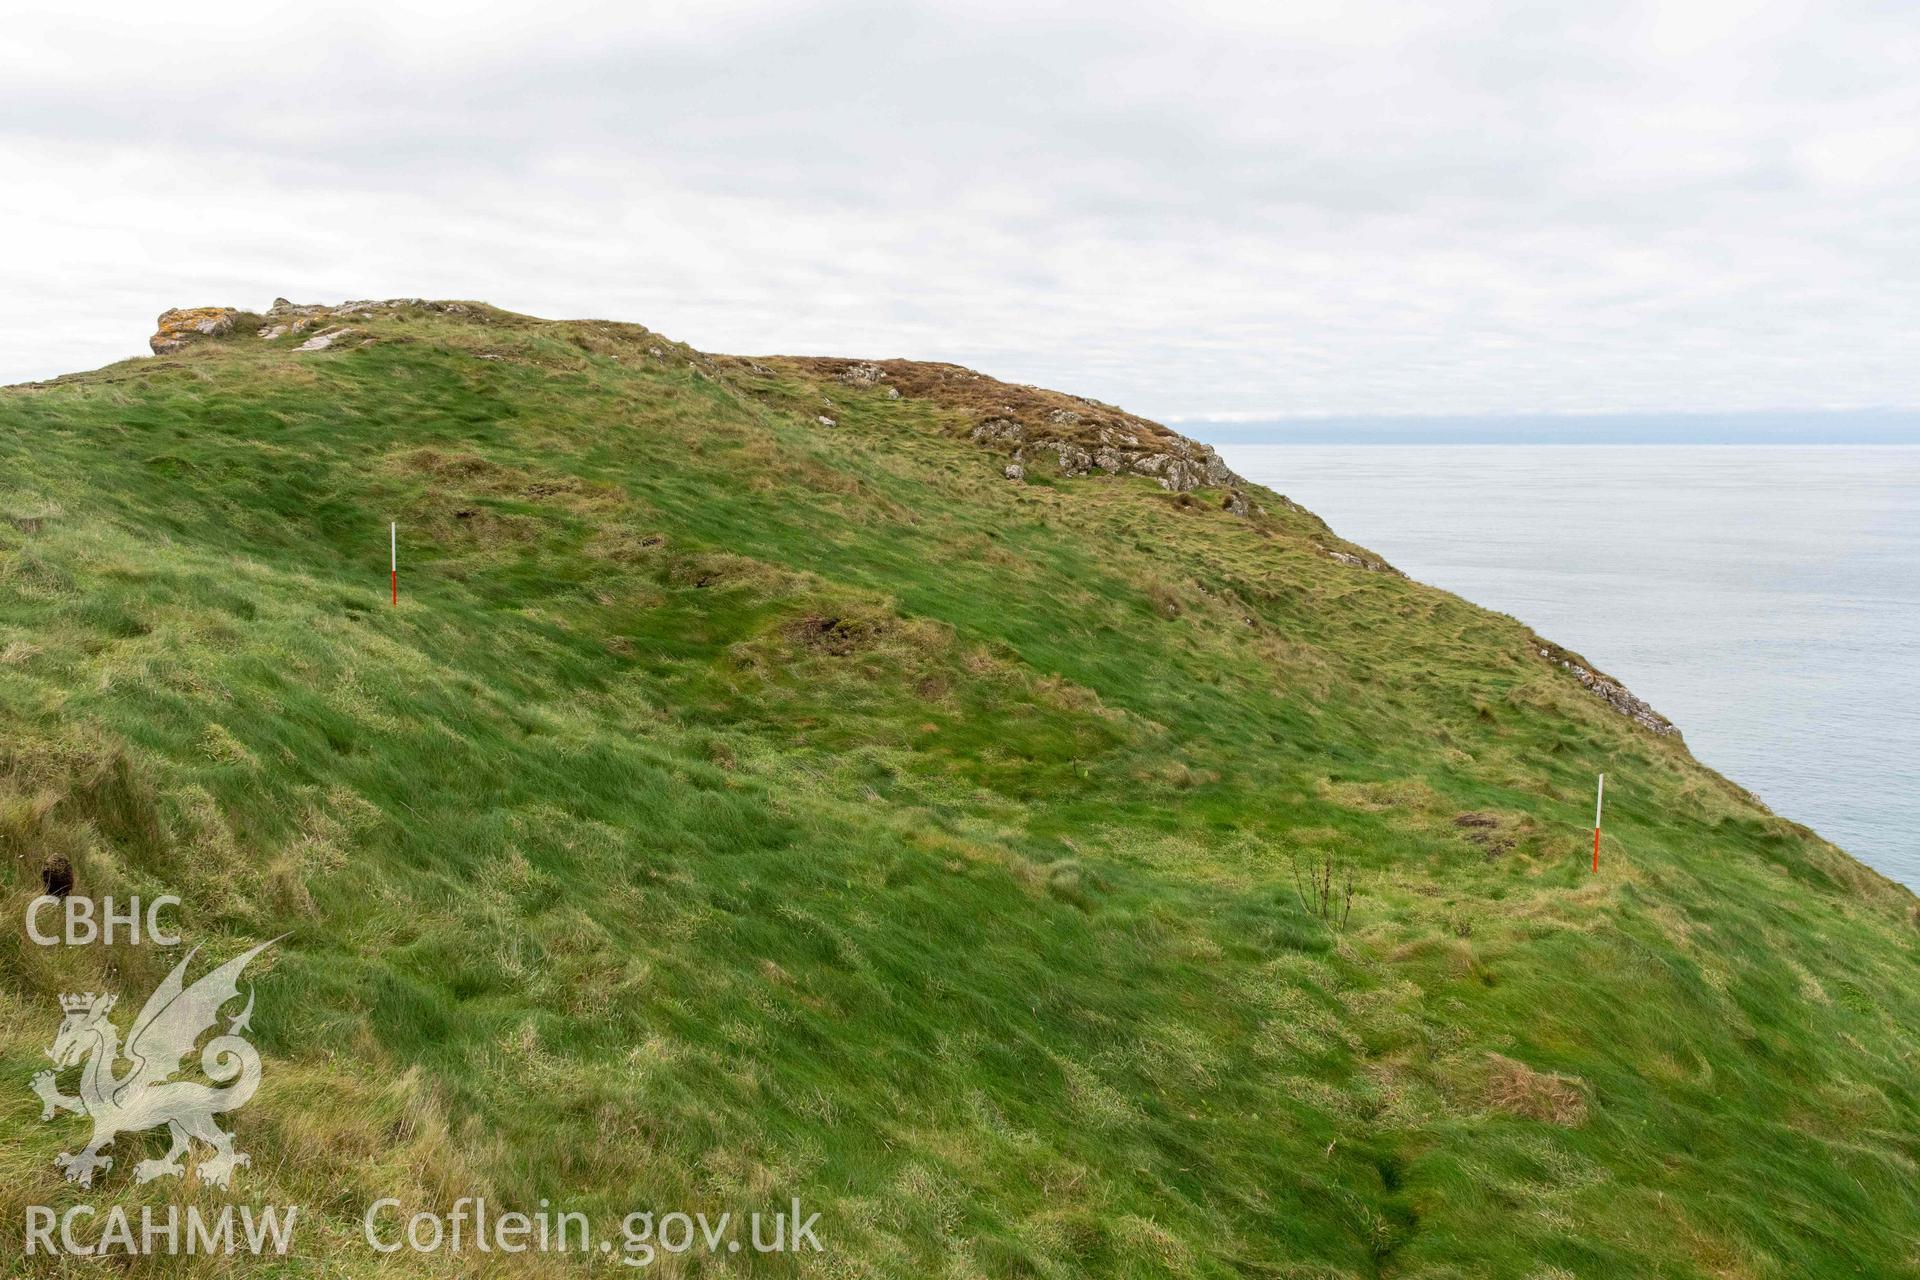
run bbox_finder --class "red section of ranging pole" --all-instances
[1592,773,1605,872]
[390,522,398,606]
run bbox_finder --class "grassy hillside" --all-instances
[2,299,1917,1278]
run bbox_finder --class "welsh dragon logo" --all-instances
[31,939,278,1189]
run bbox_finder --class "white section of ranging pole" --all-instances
[391,521,397,573]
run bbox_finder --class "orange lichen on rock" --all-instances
[150,307,240,355]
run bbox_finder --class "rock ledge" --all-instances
[150,307,240,355]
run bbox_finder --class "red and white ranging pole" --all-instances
[390,522,398,606]
[1592,773,1605,872]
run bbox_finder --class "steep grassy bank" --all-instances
[2,300,1916,1277]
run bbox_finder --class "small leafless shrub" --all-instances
[1293,852,1354,930]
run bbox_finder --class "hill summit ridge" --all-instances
[150,297,1252,500]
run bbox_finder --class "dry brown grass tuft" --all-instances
[1483,1053,1589,1127]
[787,610,891,656]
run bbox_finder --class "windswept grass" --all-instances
[1,303,1916,1277]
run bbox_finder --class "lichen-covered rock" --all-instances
[1161,458,1202,492]
[1037,440,1094,477]
[971,418,1025,446]
[150,307,239,355]
[1004,463,1025,482]
[980,431,1239,495]
[157,296,461,356]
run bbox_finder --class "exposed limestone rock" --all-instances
[154,297,493,358]
[762,356,1249,506]
[1323,547,1399,574]
[818,415,838,427]
[1004,463,1025,482]
[971,418,1025,446]
[1535,641,1678,735]
[150,307,239,355]
[985,427,1236,494]
[1037,440,1094,477]
[295,327,354,352]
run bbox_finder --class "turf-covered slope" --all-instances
[2,301,1917,1278]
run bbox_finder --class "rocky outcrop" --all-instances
[968,413,1243,497]
[155,297,412,355]
[763,356,1253,509]
[1536,640,1678,736]
[150,307,240,355]
[1323,546,1398,574]
[263,297,386,341]
[1119,442,1237,493]
[148,296,499,357]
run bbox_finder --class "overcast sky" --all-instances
[3,0,1916,421]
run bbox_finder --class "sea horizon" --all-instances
[1183,409,1920,447]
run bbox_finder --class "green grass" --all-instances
[1,302,1916,1277]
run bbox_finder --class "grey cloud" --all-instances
[2,0,1918,421]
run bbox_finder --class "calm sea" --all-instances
[1218,445,1920,889]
